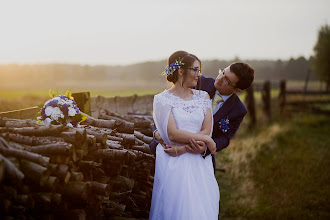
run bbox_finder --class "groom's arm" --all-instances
[148,125,158,156]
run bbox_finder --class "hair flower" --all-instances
[162,58,185,76]
[219,118,229,133]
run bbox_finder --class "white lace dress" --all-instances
[149,89,220,220]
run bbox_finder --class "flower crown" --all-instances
[162,58,185,76]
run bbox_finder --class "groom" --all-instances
[149,62,254,170]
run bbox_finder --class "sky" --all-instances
[0,0,329,65]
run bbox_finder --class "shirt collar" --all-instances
[216,91,233,102]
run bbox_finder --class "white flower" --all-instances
[43,118,52,125]
[37,116,42,120]
[66,122,73,127]
[58,98,72,106]
[50,107,64,121]
[68,107,76,116]
[45,106,54,116]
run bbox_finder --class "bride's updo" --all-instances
[166,50,201,84]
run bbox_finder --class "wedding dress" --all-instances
[149,89,220,220]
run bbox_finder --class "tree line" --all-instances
[0,56,317,88]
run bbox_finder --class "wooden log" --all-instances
[103,200,126,216]
[77,160,102,170]
[51,193,62,206]
[105,140,123,149]
[26,142,73,155]
[10,125,68,136]
[86,134,97,145]
[48,163,71,183]
[98,114,134,134]
[70,172,84,182]
[0,118,41,128]
[57,209,87,220]
[135,127,153,137]
[60,131,82,146]
[20,160,50,186]
[0,153,24,183]
[58,181,91,201]
[0,199,11,216]
[134,130,153,144]
[0,155,4,183]
[107,135,124,142]
[74,149,85,162]
[92,149,130,161]
[8,133,65,146]
[75,129,107,145]
[130,145,151,154]
[114,132,135,144]
[0,185,17,200]
[52,155,70,165]
[130,149,155,161]
[110,175,135,192]
[104,109,151,129]
[15,194,35,209]
[42,176,59,191]
[88,181,111,196]
[0,137,50,167]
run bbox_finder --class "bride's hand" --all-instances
[164,145,187,157]
[205,136,216,155]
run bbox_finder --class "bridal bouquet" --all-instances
[36,90,87,127]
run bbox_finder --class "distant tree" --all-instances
[313,24,330,91]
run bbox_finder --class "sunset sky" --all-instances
[0,0,329,65]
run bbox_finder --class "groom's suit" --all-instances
[149,75,248,170]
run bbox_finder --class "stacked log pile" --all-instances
[0,114,155,220]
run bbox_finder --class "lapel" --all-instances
[213,93,237,123]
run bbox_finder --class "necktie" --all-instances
[212,93,224,112]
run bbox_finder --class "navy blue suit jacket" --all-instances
[149,75,247,169]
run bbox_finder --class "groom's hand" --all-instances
[186,138,206,154]
[154,130,166,147]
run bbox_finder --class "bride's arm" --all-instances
[167,110,216,154]
[199,93,213,136]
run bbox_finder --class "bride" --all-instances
[149,51,220,220]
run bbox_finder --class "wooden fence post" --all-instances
[262,81,271,120]
[245,85,256,128]
[279,80,286,114]
[72,92,91,116]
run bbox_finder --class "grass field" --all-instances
[0,88,163,99]
[215,111,330,219]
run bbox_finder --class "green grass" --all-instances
[216,113,330,219]
[0,88,162,99]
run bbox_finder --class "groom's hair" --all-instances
[167,50,201,85]
[230,62,254,90]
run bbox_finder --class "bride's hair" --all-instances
[166,50,201,85]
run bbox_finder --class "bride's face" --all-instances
[183,60,201,88]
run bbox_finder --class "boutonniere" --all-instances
[219,118,229,133]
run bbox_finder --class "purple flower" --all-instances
[48,99,58,107]
[219,118,230,133]
[61,104,69,115]
[41,107,47,119]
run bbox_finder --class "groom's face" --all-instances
[214,66,240,95]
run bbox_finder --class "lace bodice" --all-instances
[153,89,212,134]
